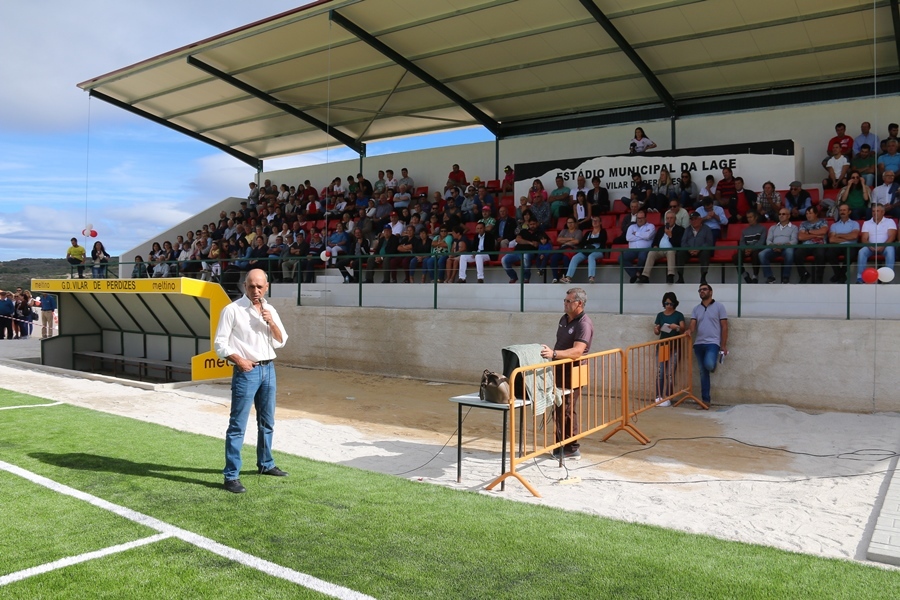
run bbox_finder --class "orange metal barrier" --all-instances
[602,334,703,445]
[485,348,631,497]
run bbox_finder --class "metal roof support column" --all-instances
[671,116,677,150]
[577,0,676,115]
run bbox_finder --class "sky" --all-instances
[0,1,491,262]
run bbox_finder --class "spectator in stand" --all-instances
[561,216,606,284]
[854,121,878,155]
[627,173,653,212]
[881,123,899,153]
[277,184,290,203]
[530,186,552,229]
[248,182,259,206]
[326,223,350,266]
[503,219,541,283]
[836,170,871,220]
[282,232,306,283]
[478,205,496,232]
[826,204,861,283]
[878,138,900,181]
[570,191,590,229]
[548,175,572,220]
[856,203,897,283]
[699,174,717,201]
[501,165,515,194]
[365,225,400,283]
[476,186,494,212]
[784,181,812,220]
[759,208,799,283]
[373,170,386,195]
[247,235,271,276]
[159,241,177,277]
[756,181,783,223]
[396,168,414,192]
[395,225,417,282]
[394,184,412,209]
[445,164,467,195]
[408,228,432,283]
[715,167,737,209]
[131,255,150,279]
[458,221,495,283]
[495,205,517,249]
[677,212,715,285]
[696,196,728,241]
[222,238,252,295]
[630,127,656,154]
[300,232,325,284]
[336,228,370,283]
[823,122,854,168]
[795,206,829,283]
[724,177,756,224]
[823,142,850,189]
[90,241,110,279]
[444,226,468,284]
[551,217,582,283]
[677,171,700,209]
[639,209,684,284]
[667,197,690,229]
[587,175,610,213]
[444,186,463,211]
[853,143,877,187]
[733,210,766,284]
[653,291,686,406]
[265,236,286,282]
[178,241,199,278]
[534,232,554,281]
[614,199,642,244]
[872,171,900,219]
[66,237,87,279]
[622,210,655,283]
[651,168,677,213]
[516,195,531,223]
[460,185,479,222]
[424,226,451,283]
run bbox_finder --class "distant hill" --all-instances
[0,258,119,292]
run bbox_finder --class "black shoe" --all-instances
[766,276,776,284]
[666,274,675,284]
[743,272,752,284]
[781,278,790,284]
[799,271,810,284]
[630,275,638,284]
[259,466,289,477]
[224,479,246,493]
[676,275,685,284]
[551,447,582,460]
[456,278,466,283]
[637,275,650,283]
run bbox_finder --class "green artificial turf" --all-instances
[0,388,897,599]
[0,390,53,408]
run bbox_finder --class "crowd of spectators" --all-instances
[133,120,900,287]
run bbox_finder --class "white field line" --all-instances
[0,534,172,586]
[0,402,63,411]
[0,460,376,600]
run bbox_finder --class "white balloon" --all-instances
[877,266,895,283]
[85,223,93,230]
[319,250,331,262]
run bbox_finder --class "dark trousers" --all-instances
[554,388,580,451]
[825,245,858,282]
[795,245,827,283]
[0,316,12,339]
[732,249,761,277]
[676,249,711,281]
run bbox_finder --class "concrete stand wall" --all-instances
[270,301,898,414]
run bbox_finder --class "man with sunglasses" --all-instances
[690,284,727,408]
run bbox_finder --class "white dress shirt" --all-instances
[214,295,287,363]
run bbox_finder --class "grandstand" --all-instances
[76,1,900,412]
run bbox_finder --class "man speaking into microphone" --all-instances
[214,268,289,493]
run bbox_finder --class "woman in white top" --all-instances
[630,127,657,154]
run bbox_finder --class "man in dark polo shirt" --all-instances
[540,287,594,460]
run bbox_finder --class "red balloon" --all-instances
[90,230,98,238]
[862,267,878,284]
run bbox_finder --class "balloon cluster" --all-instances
[81,223,98,238]
[861,267,894,284]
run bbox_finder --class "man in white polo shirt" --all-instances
[856,203,897,283]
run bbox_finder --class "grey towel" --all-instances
[501,344,561,415]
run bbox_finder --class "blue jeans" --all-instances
[621,249,650,278]
[566,251,603,278]
[224,362,277,480]
[759,247,795,280]
[423,255,448,282]
[502,252,532,281]
[693,343,719,405]
[857,246,896,281]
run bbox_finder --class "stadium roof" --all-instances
[78,0,900,169]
